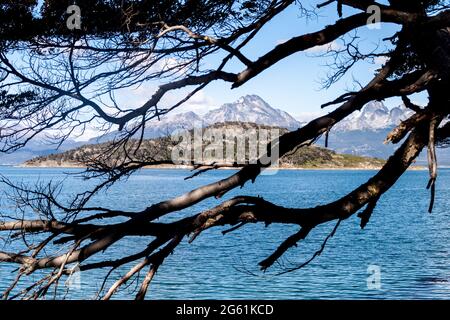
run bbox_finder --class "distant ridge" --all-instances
[1,94,448,165]
[334,101,414,132]
[23,122,386,170]
[204,95,301,130]
[88,94,304,143]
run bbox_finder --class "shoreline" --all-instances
[17,163,428,171]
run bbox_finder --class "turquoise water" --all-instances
[0,167,449,299]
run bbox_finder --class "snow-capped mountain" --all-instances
[87,111,203,143]
[322,101,450,165]
[142,111,202,139]
[4,94,449,165]
[334,101,414,132]
[87,95,303,142]
[137,95,301,140]
[138,99,410,141]
[324,101,412,159]
[203,95,301,130]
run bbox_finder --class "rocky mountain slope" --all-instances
[320,101,449,164]
[334,101,414,132]
[23,123,386,169]
[204,95,301,130]
[0,139,82,165]
[3,94,449,165]
[88,95,303,143]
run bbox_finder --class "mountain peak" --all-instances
[334,101,413,132]
[205,94,302,129]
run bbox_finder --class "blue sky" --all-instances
[156,1,428,121]
[9,1,430,141]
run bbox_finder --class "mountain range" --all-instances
[121,95,414,138]
[0,139,81,165]
[88,94,302,141]
[333,101,414,132]
[1,94,448,165]
[203,95,301,130]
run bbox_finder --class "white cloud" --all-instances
[294,111,326,123]
[125,53,189,78]
[101,78,217,120]
[374,56,389,65]
[165,90,217,115]
[72,127,104,142]
[306,40,343,54]
[130,82,157,107]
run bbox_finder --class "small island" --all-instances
[23,123,387,170]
